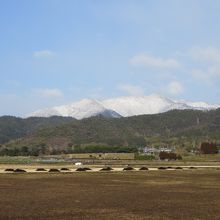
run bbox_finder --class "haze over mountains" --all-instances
[29,94,220,119]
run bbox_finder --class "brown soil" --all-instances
[0,171,219,219]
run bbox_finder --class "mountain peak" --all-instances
[28,95,220,119]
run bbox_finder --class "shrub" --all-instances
[158,167,167,170]
[100,167,113,171]
[60,168,70,171]
[123,166,134,171]
[36,168,46,171]
[177,154,182,160]
[48,168,60,172]
[14,168,26,173]
[139,167,148,171]
[5,168,14,172]
[76,167,87,171]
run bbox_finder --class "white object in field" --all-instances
[75,162,82,166]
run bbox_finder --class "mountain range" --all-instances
[29,94,220,119]
[1,108,220,155]
[1,94,219,155]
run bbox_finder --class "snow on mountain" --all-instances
[29,95,220,119]
[30,99,121,119]
[102,94,190,117]
[177,100,220,110]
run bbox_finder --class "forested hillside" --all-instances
[0,116,75,144]
[0,109,220,155]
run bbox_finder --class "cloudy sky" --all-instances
[1,0,220,116]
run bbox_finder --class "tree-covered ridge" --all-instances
[0,116,75,144]
[0,109,220,155]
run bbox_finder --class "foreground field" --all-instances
[0,170,220,220]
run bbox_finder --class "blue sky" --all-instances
[1,0,220,116]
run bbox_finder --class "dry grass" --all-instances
[0,170,219,219]
[67,153,135,160]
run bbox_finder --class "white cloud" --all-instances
[189,47,220,85]
[33,50,55,58]
[190,47,220,63]
[118,84,144,96]
[167,81,184,95]
[191,66,220,83]
[35,88,63,98]
[130,53,180,69]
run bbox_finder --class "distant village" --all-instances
[139,142,220,158]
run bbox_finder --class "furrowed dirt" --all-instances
[0,170,220,220]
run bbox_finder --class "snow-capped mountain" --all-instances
[177,100,220,110]
[30,99,121,119]
[29,94,220,119]
[102,95,190,117]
